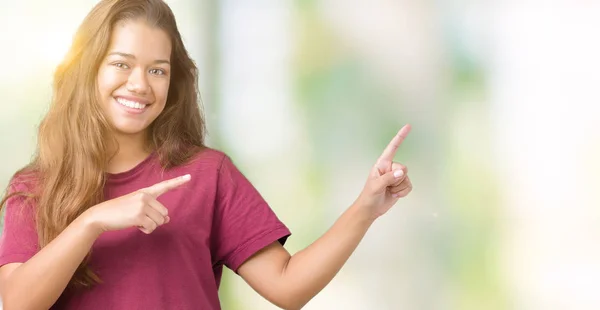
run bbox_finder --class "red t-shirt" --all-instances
[0,148,291,309]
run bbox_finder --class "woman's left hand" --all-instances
[355,124,413,221]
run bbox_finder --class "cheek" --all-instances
[97,68,122,97]
[152,80,171,105]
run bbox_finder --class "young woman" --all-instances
[0,0,412,309]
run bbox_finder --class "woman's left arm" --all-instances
[238,125,413,310]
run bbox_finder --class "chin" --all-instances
[112,121,150,136]
[116,128,147,135]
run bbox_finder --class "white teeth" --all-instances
[116,97,147,110]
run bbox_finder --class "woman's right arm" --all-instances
[0,215,102,310]
[0,174,190,310]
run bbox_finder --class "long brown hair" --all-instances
[0,0,206,288]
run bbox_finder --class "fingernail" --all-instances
[182,174,191,180]
[394,170,404,178]
[393,193,400,198]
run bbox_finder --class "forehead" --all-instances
[107,20,172,61]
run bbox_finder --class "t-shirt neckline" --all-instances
[106,152,157,181]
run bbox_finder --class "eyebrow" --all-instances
[107,52,170,65]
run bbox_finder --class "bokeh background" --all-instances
[1,0,600,309]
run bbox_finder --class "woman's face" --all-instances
[97,20,172,137]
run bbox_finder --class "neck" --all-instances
[106,131,153,174]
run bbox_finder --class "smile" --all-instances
[115,97,148,110]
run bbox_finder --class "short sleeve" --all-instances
[0,181,39,267]
[211,155,291,273]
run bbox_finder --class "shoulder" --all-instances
[3,168,38,217]
[180,147,236,172]
[6,168,39,196]
[158,147,237,184]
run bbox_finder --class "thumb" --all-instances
[376,169,404,191]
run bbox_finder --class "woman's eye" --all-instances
[113,62,129,69]
[150,68,166,75]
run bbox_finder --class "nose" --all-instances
[126,67,150,95]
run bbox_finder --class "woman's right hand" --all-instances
[82,174,191,235]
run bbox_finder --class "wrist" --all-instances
[348,202,376,227]
[76,209,104,238]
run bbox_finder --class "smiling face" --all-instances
[97,19,172,138]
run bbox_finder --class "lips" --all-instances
[112,96,153,115]
[115,96,148,110]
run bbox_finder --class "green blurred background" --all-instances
[2,1,600,309]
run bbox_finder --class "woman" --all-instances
[0,0,413,309]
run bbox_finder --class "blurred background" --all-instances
[1,0,600,309]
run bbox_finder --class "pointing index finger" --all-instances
[144,174,191,197]
[379,124,411,162]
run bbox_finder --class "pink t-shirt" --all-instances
[0,148,291,309]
